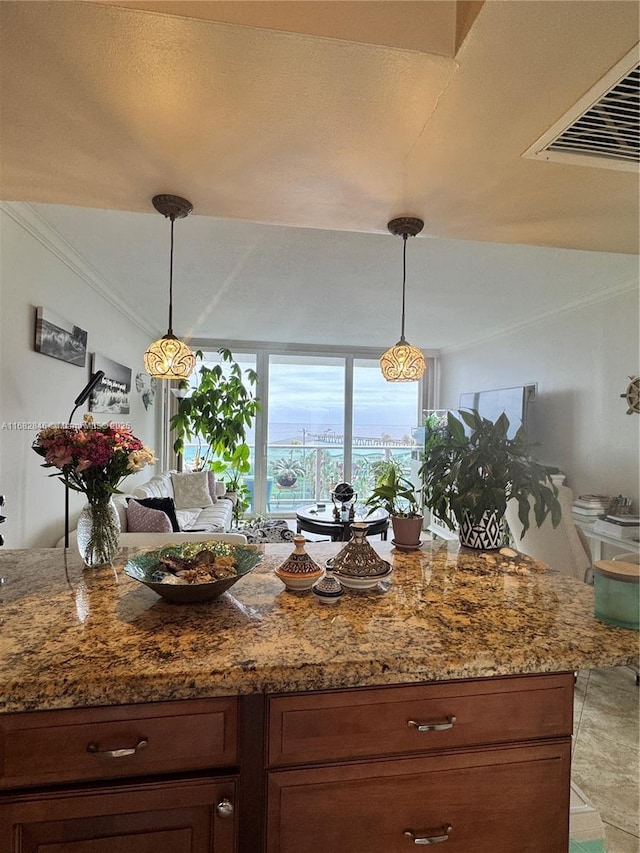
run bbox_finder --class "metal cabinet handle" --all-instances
[87,738,148,758]
[404,825,452,845]
[216,798,234,819]
[407,715,456,732]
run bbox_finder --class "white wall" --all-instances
[438,287,640,510]
[0,208,161,548]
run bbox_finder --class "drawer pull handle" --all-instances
[403,825,452,845]
[216,798,234,819]
[87,738,148,758]
[407,715,456,732]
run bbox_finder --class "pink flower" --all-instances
[33,422,154,502]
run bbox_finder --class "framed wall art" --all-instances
[89,353,132,415]
[34,306,88,367]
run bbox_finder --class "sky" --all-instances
[196,353,421,445]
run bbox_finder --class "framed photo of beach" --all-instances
[34,307,88,367]
[89,353,132,414]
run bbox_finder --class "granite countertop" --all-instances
[0,541,638,714]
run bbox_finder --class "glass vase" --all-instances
[77,497,121,567]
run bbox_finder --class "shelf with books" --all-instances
[593,516,640,540]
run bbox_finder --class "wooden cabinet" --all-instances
[265,673,574,853]
[0,698,239,853]
[0,673,575,853]
[0,776,237,853]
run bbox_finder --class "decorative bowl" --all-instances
[123,541,263,603]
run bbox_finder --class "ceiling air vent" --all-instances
[523,46,639,173]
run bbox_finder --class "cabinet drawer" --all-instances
[268,673,573,766]
[267,740,571,853]
[0,697,238,788]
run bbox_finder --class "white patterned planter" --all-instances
[459,509,503,551]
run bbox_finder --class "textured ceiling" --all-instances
[0,1,638,350]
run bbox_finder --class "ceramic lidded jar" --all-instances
[312,564,344,604]
[275,536,324,591]
[329,522,392,589]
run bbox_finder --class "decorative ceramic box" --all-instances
[275,536,324,591]
[329,522,392,590]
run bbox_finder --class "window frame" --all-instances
[164,339,438,515]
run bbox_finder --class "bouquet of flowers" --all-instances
[33,416,154,503]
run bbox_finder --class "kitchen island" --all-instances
[0,541,638,852]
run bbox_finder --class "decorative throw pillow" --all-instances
[207,471,218,504]
[126,497,180,532]
[171,471,214,510]
[126,499,173,533]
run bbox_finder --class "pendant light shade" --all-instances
[144,194,196,381]
[380,217,426,383]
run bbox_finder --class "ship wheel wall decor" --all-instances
[621,375,640,414]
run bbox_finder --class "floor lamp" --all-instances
[64,370,105,548]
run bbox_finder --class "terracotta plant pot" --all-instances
[391,515,423,548]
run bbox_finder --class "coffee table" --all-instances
[296,504,389,542]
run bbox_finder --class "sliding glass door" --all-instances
[267,355,345,511]
[171,344,431,517]
[351,358,419,499]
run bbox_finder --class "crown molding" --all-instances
[188,337,440,359]
[441,273,639,354]
[0,201,156,338]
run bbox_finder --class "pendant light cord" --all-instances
[400,233,408,342]
[167,214,175,336]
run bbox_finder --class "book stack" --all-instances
[572,494,610,518]
[593,515,640,540]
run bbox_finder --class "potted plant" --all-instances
[364,459,423,549]
[272,452,305,489]
[420,409,561,550]
[222,468,251,525]
[171,348,259,479]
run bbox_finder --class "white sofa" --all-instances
[58,471,236,548]
[126,471,235,534]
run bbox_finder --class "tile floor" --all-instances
[572,666,639,853]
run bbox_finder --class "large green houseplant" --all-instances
[420,409,561,550]
[170,349,260,519]
[364,459,423,548]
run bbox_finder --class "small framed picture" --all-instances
[34,307,87,367]
[89,353,132,414]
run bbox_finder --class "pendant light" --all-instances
[380,217,426,382]
[144,194,196,380]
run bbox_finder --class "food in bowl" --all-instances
[123,541,263,602]
[158,549,237,584]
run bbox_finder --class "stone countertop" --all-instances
[0,542,638,714]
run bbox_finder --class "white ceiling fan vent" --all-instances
[523,46,639,173]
